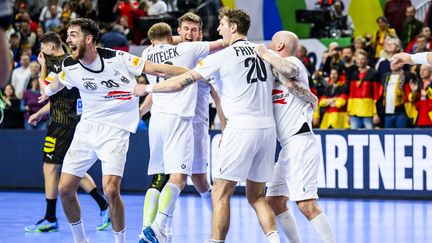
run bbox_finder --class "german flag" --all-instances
[409,83,432,126]
[319,78,349,129]
[347,69,383,117]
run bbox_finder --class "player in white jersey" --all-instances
[256,31,336,243]
[135,8,283,243]
[39,18,188,243]
[138,13,225,243]
[137,20,224,242]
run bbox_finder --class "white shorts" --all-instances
[148,113,194,176]
[62,119,130,178]
[214,127,276,183]
[266,133,320,201]
[192,121,209,174]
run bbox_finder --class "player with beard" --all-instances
[39,18,189,243]
[25,32,111,233]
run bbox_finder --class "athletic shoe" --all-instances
[96,208,111,230]
[24,218,59,232]
[139,226,168,243]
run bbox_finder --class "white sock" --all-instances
[310,213,336,243]
[142,188,160,228]
[211,240,225,243]
[153,183,181,231]
[277,210,302,243]
[199,186,212,212]
[70,219,87,243]
[266,231,281,243]
[113,228,126,243]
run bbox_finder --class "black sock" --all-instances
[44,198,57,222]
[89,188,108,211]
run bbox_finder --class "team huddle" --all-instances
[25,7,341,243]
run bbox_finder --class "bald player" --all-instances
[256,31,335,243]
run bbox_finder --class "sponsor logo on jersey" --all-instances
[114,70,121,76]
[272,89,289,104]
[131,57,140,67]
[53,64,61,72]
[83,81,98,91]
[197,60,205,67]
[104,91,133,100]
[60,71,66,81]
[120,76,130,84]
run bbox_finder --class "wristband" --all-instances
[411,52,429,64]
[146,84,154,93]
[44,85,55,96]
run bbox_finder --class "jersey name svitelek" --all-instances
[59,48,145,133]
[141,42,209,117]
[194,40,274,129]
[273,56,314,141]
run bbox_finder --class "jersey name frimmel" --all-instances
[272,56,314,141]
[194,40,275,129]
[59,48,145,133]
[141,42,209,117]
[45,54,81,126]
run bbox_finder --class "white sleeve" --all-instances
[58,67,74,90]
[191,42,210,60]
[118,50,146,76]
[193,53,221,80]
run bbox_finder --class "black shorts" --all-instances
[43,122,77,164]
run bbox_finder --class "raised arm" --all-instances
[38,52,47,89]
[391,52,432,65]
[210,84,226,132]
[255,44,299,79]
[142,60,189,78]
[134,70,204,96]
[39,75,65,103]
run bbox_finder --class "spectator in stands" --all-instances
[146,0,168,16]
[413,34,431,53]
[330,0,354,38]
[321,42,341,76]
[32,26,45,54]
[29,61,40,81]
[296,44,315,75]
[16,11,39,34]
[11,54,31,99]
[9,33,21,62]
[310,70,327,127]
[407,64,432,127]
[353,35,374,65]
[384,0,412,36]
[166,0,178,12]
[405,26,432,53]
[340,46,356,81]
[381,61,414,128]
[21,77,48,130]
[118,15,132,40]
[39,2,62,30]
[61,2,77,20]
[16,44,37,67]
[401,6,423,49]
[371,16,398,62]
[177,0,200,13]
[27,0,48,21]
[376,37,402,76]
[76,0,97,20]
[347,50,383,129]
[99,23,129,49]
[17,20,36,48]
[0,84,24,129]
[319,68,349,129]
[97,0,121,24]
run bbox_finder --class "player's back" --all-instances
[273,56,314,141]
[198,40,274,129]
[142,42,209,117]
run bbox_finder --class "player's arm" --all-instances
[210,84,226,132]
[37,51,47,89]
[139,94,153,117]
[208,39,225,53]
[255,44,299,79]
[391,52,432,65]
[278,72,318,111]
[38,75,65,103]
[142,60,189,79]
[134,70,204,96]
[28,102,50,125]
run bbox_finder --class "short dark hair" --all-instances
[218,8,250,36]
[178,12,202,29]
[69,18,99,43]
[40,32,62,48]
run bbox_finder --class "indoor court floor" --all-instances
[1,191,431,243]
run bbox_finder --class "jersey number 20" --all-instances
[244,57,267,84]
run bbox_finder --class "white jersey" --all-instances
[59,48,145,133]
[194,40,275,129]
[193,80,211,123]
[141,42,209,117]
[273,56,313,142]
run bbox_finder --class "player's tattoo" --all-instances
[278,73,318,106]
[179,73,196,88]
[259,52,299,79]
